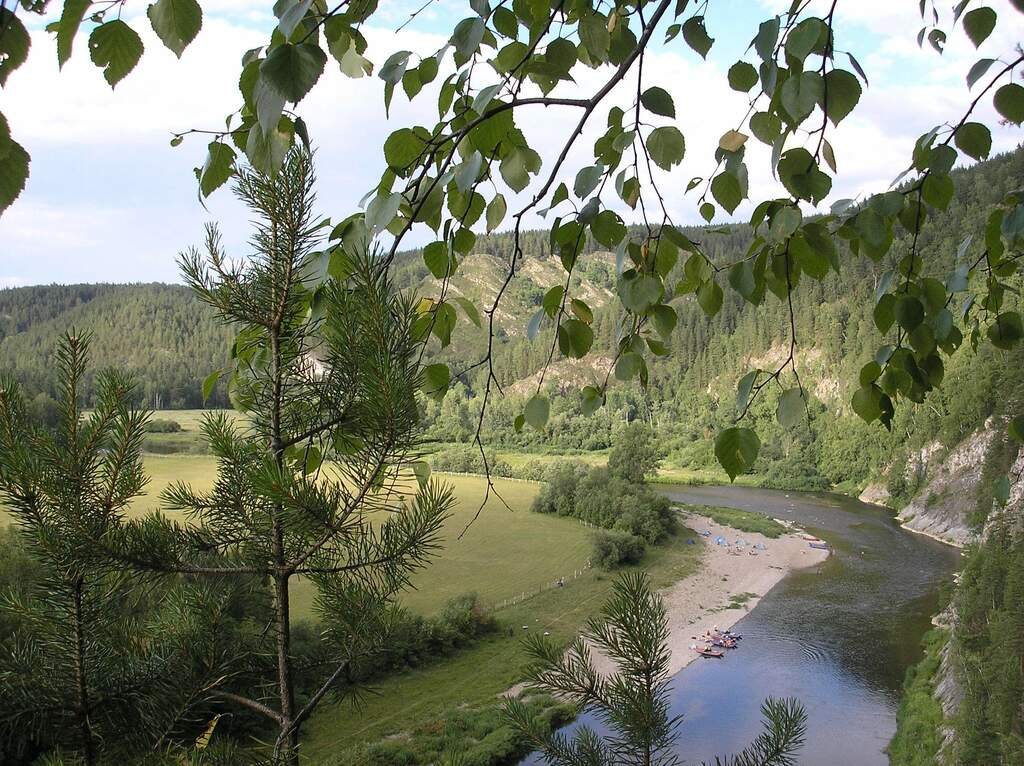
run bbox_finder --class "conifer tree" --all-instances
[0,334,180,764]
[113,149,455,764]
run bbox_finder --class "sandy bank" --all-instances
[589,515,830,678]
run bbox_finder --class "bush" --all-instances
[428,445,512,477]
[592,530,647,569]
[145,418,182,433]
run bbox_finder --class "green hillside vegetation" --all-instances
[0,284,234,409]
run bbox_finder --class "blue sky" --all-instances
[1,0,1021,287]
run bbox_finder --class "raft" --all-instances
[696,647,725,658]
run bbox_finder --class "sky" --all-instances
[0,0,1021,288]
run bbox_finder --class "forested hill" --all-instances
[2,147,1022,492]
[0,284,233,409]
[415,146,1024,497]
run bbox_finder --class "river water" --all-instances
[522,484,961,765]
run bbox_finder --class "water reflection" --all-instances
[521,485,960,765]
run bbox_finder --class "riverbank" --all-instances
[588,515,831,678]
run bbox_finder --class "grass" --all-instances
[677,502,788,538]
[302,524,701,760]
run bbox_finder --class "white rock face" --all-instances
[897,428,1000,547]
[857,483,890,507]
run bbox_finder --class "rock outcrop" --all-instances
[896,425,1000,547]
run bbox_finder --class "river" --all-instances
[522,484,961,765]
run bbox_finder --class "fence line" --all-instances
[490,560,594,612]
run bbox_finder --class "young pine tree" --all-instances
[504,572,807,766]
[115,149,454,764]
[0,334,178,764]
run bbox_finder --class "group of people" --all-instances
[692,625,743,657]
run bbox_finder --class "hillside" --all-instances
[0,284,234,409]
[2,149,1023,502]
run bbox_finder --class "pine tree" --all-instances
[0,334,173,763]
[113,150,455,764]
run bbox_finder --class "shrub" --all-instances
[145,418,182,433]
[592,530,647,569]
[429,445,512,477]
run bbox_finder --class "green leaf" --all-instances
[874,293,896,333]
[57,0,90,69]
[615,352,644,381]
[823,69,861,125]
[750,111,782,145]
[581,386,603,416]
[954,122,991,160]
[451,17,485,59]
[0,128,29,215]
[245,121,292,176]
[780,71,823,124]
[147,0,202,58]
[411,460,431,487]
[200,141,235,198]
[88,20,144,87]
[524,394,549,431]
[785,17,824,61]
[422,241,451,279]
[591,209,626,247]
[0,8,29,86]
[366,192,402,234]
[201,369,222,403]
[379,50,410,83]
[454,296,481,327]
[579,14,610,60]
[728,61,759,91]
[895,295,924,331]
[777,387,805,428]
[994,83,1024,124]
[966,57,995,89]
[422,363,451,401]
[987,311,1023,349]
[715,427,760,481]
[260,42,326,103]
[700,202,715,222]
[681,16,713,59]
[651,304,677,338]
[852,385,883,423]
[384,128,426,171]
[711,172,742,214]
[922,173,954,211]
[640,86,675,117]
[777,148,831,204]
[646,126,685,171]
[570,298,594,324]
[736,370,757,412]
[962,6,996,47]
[557,319,594,359]
[486,193,507,233]
[574,164,603,199]
[754,16,780,62]
[697,279,723,316]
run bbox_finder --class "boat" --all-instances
[808,541,829,550]
[696,646,725,658]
